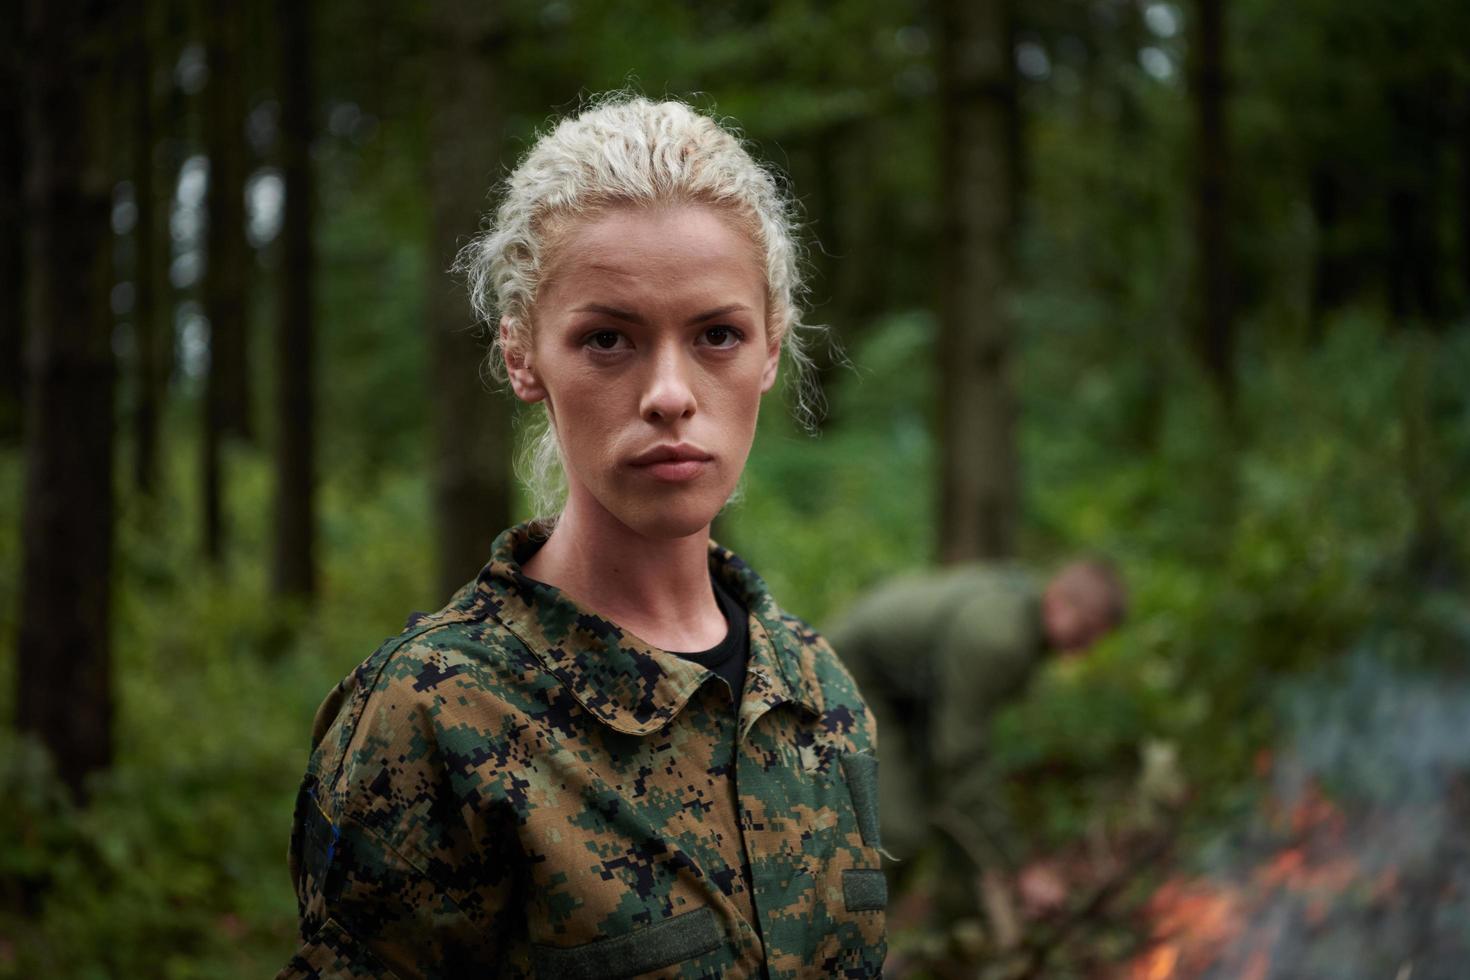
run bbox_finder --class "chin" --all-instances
[615,499,721,540]
[601,483,729,541]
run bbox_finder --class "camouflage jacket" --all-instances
[279,522,887,979]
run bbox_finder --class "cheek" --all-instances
[709,375,766,458]
[541,365,622,465]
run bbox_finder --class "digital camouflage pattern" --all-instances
[279,522,886,979]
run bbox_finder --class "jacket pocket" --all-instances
[530,906,723,980]
[842,868,888,912]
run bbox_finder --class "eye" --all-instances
[699,325,742,349]
[584,329,628,352]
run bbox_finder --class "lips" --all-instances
[629,444,714,483]
[628,444,713,466]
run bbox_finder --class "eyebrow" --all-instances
[572,303,752,325]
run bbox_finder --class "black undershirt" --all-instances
[513,540,750,703]
[667,571,749,702]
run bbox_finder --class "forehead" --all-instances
[1058,567,1108,601]
[537,204,766,312]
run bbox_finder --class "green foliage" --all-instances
[726,311,938,625]
[0,434,435,978]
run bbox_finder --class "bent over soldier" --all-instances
[824,559,1125,929]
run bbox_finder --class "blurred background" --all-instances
[4,0,1470,976]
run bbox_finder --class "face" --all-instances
[504,203,779,539]
[1042,567,1118,654]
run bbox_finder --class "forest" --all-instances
[4,0,1470,976]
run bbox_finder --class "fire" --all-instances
[1119,778,1376,980]
[1124,879,1244,979]
[1132,944,1177,980]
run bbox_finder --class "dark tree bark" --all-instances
[1385,88,1445,327]
[936,0,1021,563]
[426,0,513,598]
[271,0,316,598]
[18,0,124,798]
[1188,0,1234,406]
[830,122,883,345]
[804,118,884,420]
[201,0,250,561]
[204,0,251,438]
[1461,85,1470,311]
[796,130,841,409]
[0,0,24,442]
[1309,165,1347,336]
[1463,89,1470,310]
[132,0,162,495]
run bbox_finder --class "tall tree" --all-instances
[1463,86,1470,308]
[204,0,251,438]
[1188,0,1234,405]
[271,0,316,598]
[426,0,513,598]
[132,0,163,495]
[0,0,24,442]
[936,0,1021,562]
[201,0,250,561]
[18,0,125,798]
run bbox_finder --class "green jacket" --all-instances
[279,522,887,979]
[824,565,1045,861]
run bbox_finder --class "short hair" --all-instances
[455,93,818,518]
[1058,558,1129,628]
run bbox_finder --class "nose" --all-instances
[639,345,697,423]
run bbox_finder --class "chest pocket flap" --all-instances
[531,907,723,980]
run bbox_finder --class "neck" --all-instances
[522,488,724,652]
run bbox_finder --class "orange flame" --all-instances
[1119,778,1386,980]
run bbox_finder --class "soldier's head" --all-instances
[457,95,816,536]
[1041,558,1128,653]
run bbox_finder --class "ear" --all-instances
[501,317,546,403]
[759,330,781,394]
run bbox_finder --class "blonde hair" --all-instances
[455,93,819,518]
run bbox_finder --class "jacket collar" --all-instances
[473,521,824,737]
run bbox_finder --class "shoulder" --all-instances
[774,607,879,754]
[307,612,545,800]
[945,565,1044,648]
[781,611,865,703]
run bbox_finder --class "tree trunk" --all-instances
[201,0,250,561]
[271,0,316,598]
[795,125,846,422]
[0,0,24,442]
[18,0,124,799]
[426,0,513,598]
[1308,165,1346,339]
[132,0,162,495]
[1188,0,1234,406]
[1462,85,1470,310]
[936,0,1021,563]
[1386,87,1445,328]
[831,122,883,345]
[204,0,251,438]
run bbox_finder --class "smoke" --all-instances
[1201,650,1470,980]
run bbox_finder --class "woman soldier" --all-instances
[278,96,887,979]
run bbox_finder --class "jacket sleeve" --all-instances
[281,637,520,979]
[280,783,501,980]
